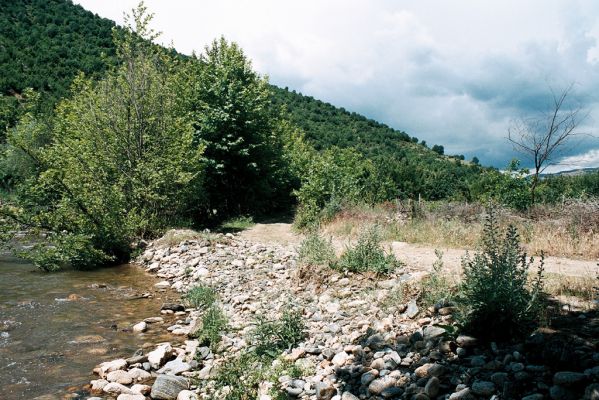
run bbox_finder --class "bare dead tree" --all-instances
[508,83,588,204]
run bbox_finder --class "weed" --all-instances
[220,216,255,232]
[213,352,266,400]
[184,284,217,310]
[458,207,546,341]
[251,307,306,358]
[333,225,401,275]
[297,231,335,267]
[193,305,228,352]
[419,250,455,308]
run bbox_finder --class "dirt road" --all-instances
[240,223,599,278]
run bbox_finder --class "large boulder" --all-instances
[150,375,189,399]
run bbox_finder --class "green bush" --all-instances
[184,284,217,310]
[298,231,335,267]
[458,207,546,341]
[333,225,400,275]
[213,352,266,400]
[251,307,306,358]
[194,305,228,351]
[420,250,455,308]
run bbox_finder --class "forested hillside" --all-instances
[0,0,482,201]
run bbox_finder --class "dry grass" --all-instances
[155,228,222,247]
[322,200,599,260]
[543,272,598,306]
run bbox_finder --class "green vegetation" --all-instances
[333,225,401,275]
[458,208,546,341]
[251,307,306,357]
[194,305,228,351]
[419,250,455,308]
[184,284,218,310]
[297,232,335,267]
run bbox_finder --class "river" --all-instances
[0,256,179,400]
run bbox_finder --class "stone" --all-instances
[90,379,109,392]
[144,316,164,323]
[148,343,173,369]
[341,392,359,400]
[406,300,419,318]
[553,371,586,386]
[549,385,577,400]
[490,372,508,386]
[150,375,189,399]
[585,383,599,400]
[103,382,133,395]
[128,367,152,382]
[361,370,379,386]
[177,390,199,400]
[415,363,445,378]
[522,394,544,400]
[456,335,478,347]
[368,376,395,395]
[423,326,446,341]
[315,382,336,400]
[130,384,151,394]
[471,380,495,396]
[116,395,145,400]
[425,377,440,397]
[448,387,473,400]
[155,281,170,289]
[96,359,127,378]
[286,386,303,396]
[332,351,349,367]
[157,357,191,375]
[133,321,147,333]
[161,303,185,312]
[106,370,133,385]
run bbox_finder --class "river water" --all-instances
[0,256,180,400]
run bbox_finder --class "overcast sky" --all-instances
[74,0,599,170]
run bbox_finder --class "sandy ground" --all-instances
[240,223,599,278]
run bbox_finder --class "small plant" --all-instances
[220,216,255,232]
[184,284,217,310]
[194,305,228,351]
[420,250,455,308]
[213,352,266,400]
[458,207,546,341]
[298,231,335,267]
[251,307,306,358]
[333,225,400,275]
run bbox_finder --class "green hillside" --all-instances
[0,0,483,201]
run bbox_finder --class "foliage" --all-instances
[458,207,546,341]
[333,225,400,275]
[184,284,217,310]
[194,305,228,352]
[190,37,294,220]
[220,216,255,232]
[470,160,531,210]
[1,5,204,270]
[419,250,455,308]
[297,232,335,267]
[251,307,306,358]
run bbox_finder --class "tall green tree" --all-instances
[1,4,204,270]
[190,37,291,219]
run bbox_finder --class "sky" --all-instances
[74,0,599,170]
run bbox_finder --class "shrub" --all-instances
[458,207,546,341]
[333,225,400,275]
[297,231,335,267]
[213,352,266,400]
[194,305,228,351]
[251,307,306,358]
[420,250,455,308]
[184,284,217,310]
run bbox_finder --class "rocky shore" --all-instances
[86,231,599,400]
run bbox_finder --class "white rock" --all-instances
[130,383,152,394]
[332,351,349,367]
[96,359,127,378]
[106,369,133,385]
[132,321,147,333]
[148,343,173,369]
[90,379,109,391]
[117,394,145,400]
[128,367,152,382]
[103,382,133,395]
[177,390,199,400]
[155,281,171,289]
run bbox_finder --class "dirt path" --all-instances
[240,223,599,278]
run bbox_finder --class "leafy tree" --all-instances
[1,4,204,270]
[432,144,444,155]
[190,37,292,219]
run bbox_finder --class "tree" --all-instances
[508,84,587,204]
[432,144,444,155]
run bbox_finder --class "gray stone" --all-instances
[148,343,173,369]
[456,335,478,347]
[522,394,544,400]
[549,385,577,400]
[361,370,378,386]
[448,387,474,400]
[315,382,336,400]
[553,371,586,386]
[471,380,495,396]
[341,392,359,400]
[406,300,419,318]
[150,375,189,400]
[425,377,440,397]
[106,370,133,385]
[368,376,395,395]
[423,326,446,341]
[286,386,303,396]
[585,383,599,400]
[157,358,191,375]
[490,372,508,386]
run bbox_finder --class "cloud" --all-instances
[74,0,599,168]
[544,149,599,173]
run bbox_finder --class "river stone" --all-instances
[315,382,336,400]
[128,367,152,381]
[425,377,440,397]
[131,383,152,394]
[117,394,145,400]
[448,387,473,399]
[96,358,127,377]
[161,303,185,312]
[472,380,495,396]
[415,363,445,378]
[103,382,133,395]
[133,321,147,333]
[406,300,419,318]
[585,384,599,400]
[155,281,170,289]
[456,335,478,347]
[553,371,586,386]
[368,376,395,395]
[91,379,109,392]
[332,351,349,367]
[423,325,446,341]
[148,343,173,369]
[157,357,191,375]
[106,369,133,385]
[341,392,359,400]
[144,316,164,324]
[150,375,189,399]
[177,390,199,400]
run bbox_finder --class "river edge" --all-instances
[84,231,599,400]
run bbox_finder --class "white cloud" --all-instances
[74,0,599,167]
[544,149,599,173]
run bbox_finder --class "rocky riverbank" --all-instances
[86,231,599,400]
